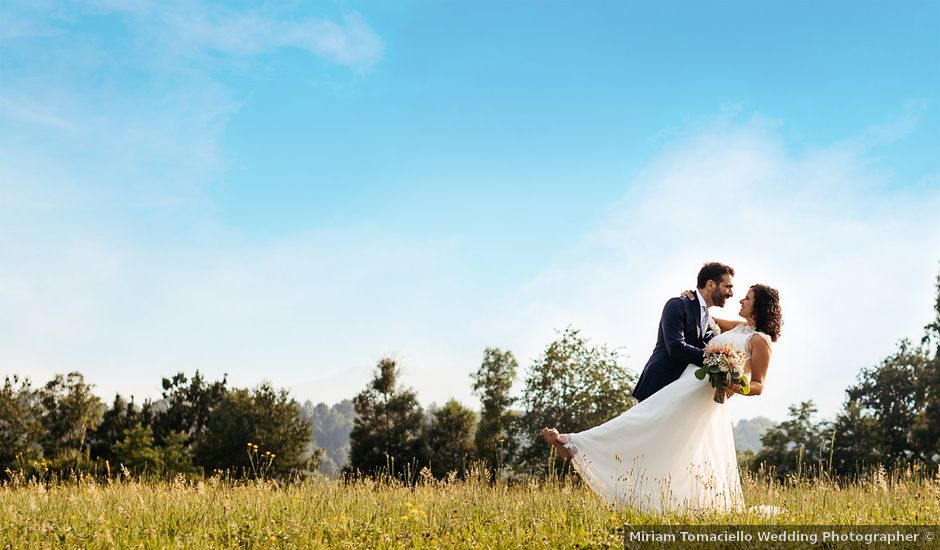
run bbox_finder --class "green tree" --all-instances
[160,430,198,475]
[89,394,152,463]
[113,423,163,474]
[425,399,477,478]
[193,384,312,477]
[348,358,426,478]
[37,372,103,460]
[829,399,885,474]
[753,401,832,479]
[841,340,932,468]
[924,267,940,347]
[471,348,518,476]
[516,328,636,474]
[152,371,228,447]
[912,267,940,466]
[0,376,42,472]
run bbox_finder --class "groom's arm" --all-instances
[661,298,706,366]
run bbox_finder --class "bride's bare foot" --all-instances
[540,427,572,459]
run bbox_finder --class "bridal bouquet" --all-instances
[695,343,750,403]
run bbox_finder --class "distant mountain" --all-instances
[733,416,776,453]
[301,399,355,477]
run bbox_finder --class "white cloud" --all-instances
[282,14,384,70]
[0,1,383,211]
[3,1,384,70]
[856,99,927,147]
[0,0,384,71]
[0,96,73,129]
[99,2,384,71]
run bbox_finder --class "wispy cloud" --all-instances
[0,0,384,210]
[0,96,73,129]
[855,99,927,147]
[81,1,384,71]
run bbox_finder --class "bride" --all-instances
[541,284,782,512]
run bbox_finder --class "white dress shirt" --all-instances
[694,289,710,336]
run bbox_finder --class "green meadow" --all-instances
[3,466,937,549]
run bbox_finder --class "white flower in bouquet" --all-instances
[694,343,749,403]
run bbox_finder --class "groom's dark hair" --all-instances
[697,262,735,289]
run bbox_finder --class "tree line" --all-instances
[0,372,313,479]
[3,270,938,482]
[0,326,635,482]
[346,327,635,480]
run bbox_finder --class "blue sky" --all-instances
[2,1,939,422]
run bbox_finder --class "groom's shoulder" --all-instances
[662,296,691,314]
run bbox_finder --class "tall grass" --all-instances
[2,462,938,548]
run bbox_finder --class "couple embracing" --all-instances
[542,262,783,513]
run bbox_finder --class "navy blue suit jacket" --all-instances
[631,297,711,402]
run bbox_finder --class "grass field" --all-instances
[2,466,938,548]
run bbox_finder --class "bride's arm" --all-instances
[740,335,771,396]
[715,318,745,332]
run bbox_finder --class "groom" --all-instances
[631,262,735,402]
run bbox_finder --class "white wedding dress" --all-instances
[562,324,770,513]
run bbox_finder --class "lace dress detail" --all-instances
[562,324,766,512]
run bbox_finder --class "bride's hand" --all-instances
[680,289,696,300]
[724,384,742,398]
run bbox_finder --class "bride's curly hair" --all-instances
[751,284,783,342]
